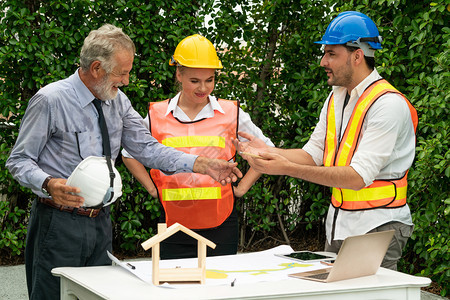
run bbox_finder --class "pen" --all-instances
[320,260,334,266]
[239,151,263,159]
[231,278,236,287]
[126,263,136,270]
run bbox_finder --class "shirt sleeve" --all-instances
[238,108,275,147]
[6,93,54,195]
[121,114,149,159]
[349,93,413,186]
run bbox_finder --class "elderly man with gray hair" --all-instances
[6,24,241,299]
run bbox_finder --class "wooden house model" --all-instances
[141,223,216,285]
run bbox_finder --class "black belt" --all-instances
[38,198,101,218]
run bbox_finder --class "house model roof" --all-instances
[141,222,216,251]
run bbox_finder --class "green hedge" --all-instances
[0,0,448,295]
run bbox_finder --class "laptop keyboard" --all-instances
[306,272,330,280]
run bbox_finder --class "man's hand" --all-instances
[242,152,292,175]
[193,157,243,185]
[233,132,291,176]
[46,178,84,207]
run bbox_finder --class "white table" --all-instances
[52,256,430,300]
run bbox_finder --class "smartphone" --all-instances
[275,251,335,263]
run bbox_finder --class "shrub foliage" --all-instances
[0,0,448,295]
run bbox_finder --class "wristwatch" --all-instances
[41,176,53,197]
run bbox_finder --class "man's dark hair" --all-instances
[344,45,375,70]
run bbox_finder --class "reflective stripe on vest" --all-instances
[324,79,418,211]
[162,136,226,148]
[149,99,238,229]
[162,187,222,201]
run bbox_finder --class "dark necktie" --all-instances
[92,98,115,205]
[343,93,350,109]
[92,98,111,157]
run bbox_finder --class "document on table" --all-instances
[108,245,328,288]
[107,251,151,283]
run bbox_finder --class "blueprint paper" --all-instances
[108,245,329,288]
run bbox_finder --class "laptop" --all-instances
[289,230,394,283]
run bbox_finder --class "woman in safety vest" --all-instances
[121,34,274,259]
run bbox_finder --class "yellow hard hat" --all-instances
[169,34,223,69]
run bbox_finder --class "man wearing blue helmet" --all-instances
[234,11,418,270]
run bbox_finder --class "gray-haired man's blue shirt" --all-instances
[6,69,197,197]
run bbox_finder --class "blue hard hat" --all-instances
[315,11,382,50]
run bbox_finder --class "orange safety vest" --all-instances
[149,98,238,229]
[324,79,418,211]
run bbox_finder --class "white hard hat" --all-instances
[67,156,122,207]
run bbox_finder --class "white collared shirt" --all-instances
[303,69,415,243]
[122,93,274,159]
